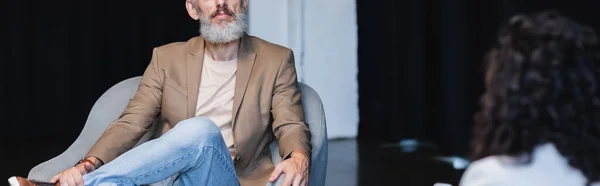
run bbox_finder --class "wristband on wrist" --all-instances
[76,157,102,170]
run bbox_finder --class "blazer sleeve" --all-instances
[271,50,312,160]
[85,48,164,163]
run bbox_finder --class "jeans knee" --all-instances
[171,116,223,145]
[176,117,218,131]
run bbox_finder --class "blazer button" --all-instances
[234,156,241,162]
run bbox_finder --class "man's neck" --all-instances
[205,40,240,61]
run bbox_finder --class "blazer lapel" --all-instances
[186,37,205,118]
[232,35,256,129]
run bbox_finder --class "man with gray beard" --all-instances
[8,0,311,186]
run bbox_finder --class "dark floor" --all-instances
[326,139,466,186]
[1,137,466,186]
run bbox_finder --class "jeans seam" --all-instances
[202,146,237,176]
[184,145,236,177]
[131,147,202,182]
[115,179,132,186]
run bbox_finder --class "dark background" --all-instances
[357,0,600,157]
[2,0,600,184]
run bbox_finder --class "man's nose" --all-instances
[216,0,226,6]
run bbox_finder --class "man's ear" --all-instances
[186,0,200,20]
[243,0,248,10]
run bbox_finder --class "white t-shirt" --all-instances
[195,54,237,158]
[460,143,598,186]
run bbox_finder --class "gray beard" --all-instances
[198,9,247,44]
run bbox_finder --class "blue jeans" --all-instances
[82,117,240,186]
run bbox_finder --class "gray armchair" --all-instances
[27,76,328,186]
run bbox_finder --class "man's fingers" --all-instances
[60,175,68,186]
[72,170,84,186]
[303,172,309,186]
[50,173,61,183]
[269,163,285,182]
[66,173,77,186]
[292,173,302,186]
[282,171,295,186]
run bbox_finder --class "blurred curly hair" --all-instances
[472,10,600,184]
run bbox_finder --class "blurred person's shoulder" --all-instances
[460,143,590,186]
[458,154,509,186]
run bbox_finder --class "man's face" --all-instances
[196,0,244,26]
[188,0,248,43]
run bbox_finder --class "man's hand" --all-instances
[269,150,310,186]
[50,161,94,186]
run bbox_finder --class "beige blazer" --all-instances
[86,35,311,186]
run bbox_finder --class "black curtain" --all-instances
[1,0,198,177]
[1,0,198,137]
[357,0,600,157]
